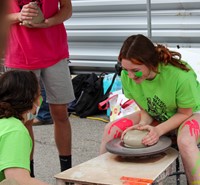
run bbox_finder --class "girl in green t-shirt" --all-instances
[100,34,200,184]
[0,70,50,185]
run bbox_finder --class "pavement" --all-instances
[33,114,188,185]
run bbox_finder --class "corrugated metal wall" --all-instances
[65,0,200,74]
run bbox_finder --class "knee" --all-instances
[104,123,112,135]
[177,134,197,156]
[50,104,68,120]
[103,121,119,139]
[177,134,190,151]
[177,137,190,158]
[51,109,69,122]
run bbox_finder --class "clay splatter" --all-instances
[179,119,200,140]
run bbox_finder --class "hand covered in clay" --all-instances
[19,2,45,28]
[139,125,160,146]
[22,19,50,28]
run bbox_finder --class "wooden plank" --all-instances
[54,147,178,185]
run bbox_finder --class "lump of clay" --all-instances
[123,130,148,148]
[22,2,44,26]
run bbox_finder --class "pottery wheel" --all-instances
[106,136,172,157]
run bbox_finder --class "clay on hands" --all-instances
[22,2,44,26]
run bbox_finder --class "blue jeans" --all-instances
[36,81,52,123]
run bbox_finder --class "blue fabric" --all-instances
[103,73,122,94]
[37,82,52,122]
[103,73,122,116]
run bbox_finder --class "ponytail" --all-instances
[0,102,23,120]
[155,44,189,71]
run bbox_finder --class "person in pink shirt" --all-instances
[5,0,75,177]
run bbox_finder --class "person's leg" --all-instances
[99,111,141,154]
[49,103,72,171]
[34,80,52,124]
[177,113,200,184]
[42,59,75,171]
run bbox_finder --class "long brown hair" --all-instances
[118,34,189,73]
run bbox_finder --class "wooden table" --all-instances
[54,147,178,185]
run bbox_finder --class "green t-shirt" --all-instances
[0,117,32,181]
[121,63,200,123]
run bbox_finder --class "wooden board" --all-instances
[54,147,178,185]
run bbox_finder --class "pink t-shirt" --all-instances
[5,0,69,70]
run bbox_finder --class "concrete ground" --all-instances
[33,114,187,185]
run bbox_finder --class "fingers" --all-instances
[137,125,159,146]
[142,135,158,146]
[138,124,150,131]
[23,3,38,12]
[19,3,38,22]
[121,126,134,140]
[142,131,159,146]
[20,22,34,28]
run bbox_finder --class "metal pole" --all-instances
[146,0,152,39]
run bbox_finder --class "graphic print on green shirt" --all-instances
[146,95,168,122]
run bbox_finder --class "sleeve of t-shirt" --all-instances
[0,130,32,172]
[176,71,200,108]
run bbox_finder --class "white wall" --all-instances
[65,0,200,74]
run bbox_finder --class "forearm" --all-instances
[156,112,191,136]
[139,109,153,125]
[5,168,50,185]
[47,2,72,27]
[26,178,50,185]
[17,177,50,185]
[7,13,21,24]
[7,1,72,28]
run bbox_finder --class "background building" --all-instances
[66,0,200,74]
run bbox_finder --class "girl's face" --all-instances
[30,89,41,114]
[22,87,41,123]
[121,58,155,84]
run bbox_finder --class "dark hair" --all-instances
[0,70,39,120]
[118,34,189,72]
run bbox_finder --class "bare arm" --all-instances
[131,100,153,126]
[46,0,72,26]
[121,109,153,140]
[29,0,72,28]
[7,0,72,28]
[4,168,50,185]
[156,107,193,136]
[7,3,38,24]
[141,107,193,146]
[138,109,153,126]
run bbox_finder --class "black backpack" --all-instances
[70,73,117,118]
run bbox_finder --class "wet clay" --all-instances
[123,130,148,148]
